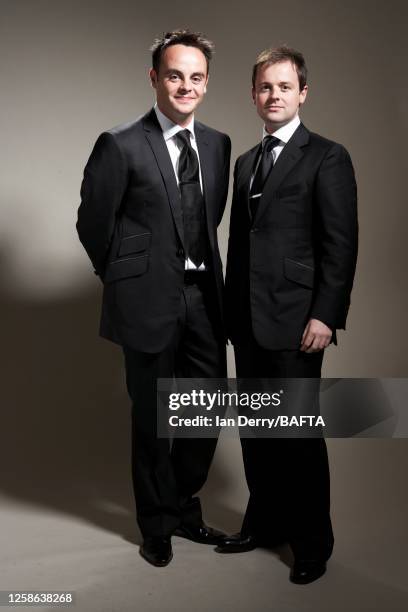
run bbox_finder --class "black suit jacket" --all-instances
[225,123,358,350]
[77,108,231,352]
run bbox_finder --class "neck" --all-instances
[265,121,286,134]
[265,114,298,134]
[176,114,194,128]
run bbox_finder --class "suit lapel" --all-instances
[253,123,310,225]
[237,145,260,219]
[194,123,216,248]
[142,109,185,248]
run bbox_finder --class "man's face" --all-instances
[252,60,308,132]
[150,44,208,125]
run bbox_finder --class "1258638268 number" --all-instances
[0,591,75,606]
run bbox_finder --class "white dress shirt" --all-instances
[250,114,301,194]
[154,104,205,270]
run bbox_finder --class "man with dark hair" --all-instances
[151,30,214,74]
[251,46,307,90]
[218,46,358,584]
[77,29,231,567]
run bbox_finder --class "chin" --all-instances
[175,104,195,115]
[266,112,284,122]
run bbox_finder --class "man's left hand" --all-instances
[300,319,332,353]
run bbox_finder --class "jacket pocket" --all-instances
[117,232,151,257]
[104,254,149,283]
[284,257,314,289]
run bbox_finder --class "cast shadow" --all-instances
[0,252,235,546]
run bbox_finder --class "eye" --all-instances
[281,85,289,91]
[169,74,180,81]
[192,76,203,84]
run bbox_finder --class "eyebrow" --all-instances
[164,69,206,78]
[259,81,292,86]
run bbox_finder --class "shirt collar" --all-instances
[154,103,196,142]
[262,114,301,146]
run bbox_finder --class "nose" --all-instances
[179,80,192,93]
[268,86,280,101]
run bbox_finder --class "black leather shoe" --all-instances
[140,537,173,567]
[215,533,258,553]
[290,559,327,584]
[174,523,226,545]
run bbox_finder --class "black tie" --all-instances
[249,135,280,218]
[175,129,207,267]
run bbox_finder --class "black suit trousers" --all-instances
[123,274,226,538]
[234,340,334,561]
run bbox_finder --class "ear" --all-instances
[299,84,308,106]
[149,68,157,89]
[252,87,256,105]
[203,74,209,94]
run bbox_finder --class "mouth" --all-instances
[265,106,283,110]
[175,97,195,103]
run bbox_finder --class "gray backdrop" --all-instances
[1,0,407,602]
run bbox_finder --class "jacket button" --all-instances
[177,248,185,258]
[250,228,259,233]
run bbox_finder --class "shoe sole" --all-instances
[174,529,223,545]
[290,566,326,584]
[139,549,173,567]
[214,545,258,554]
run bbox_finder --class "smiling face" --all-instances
[252,60,308,132]
[150,44,208,126]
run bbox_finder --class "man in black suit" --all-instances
[218,46,358,584]
[76,30,231,567]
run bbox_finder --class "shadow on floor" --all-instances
[0,263,238,547]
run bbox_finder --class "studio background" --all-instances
[1,0,407,610]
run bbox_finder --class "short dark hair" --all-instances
[252,45,307,90]
[150,30,214,74]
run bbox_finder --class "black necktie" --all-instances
[250,135,280,218]
[175,129,207,267]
